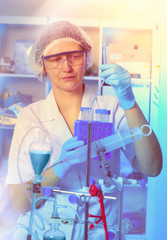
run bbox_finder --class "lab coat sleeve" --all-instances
[113,98,136,165]
[97,94,135,165]
[98,95,135,164]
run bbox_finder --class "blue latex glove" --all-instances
[99,64,135,110]
[53,137,84,179]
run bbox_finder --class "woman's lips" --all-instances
[62,75,76,80]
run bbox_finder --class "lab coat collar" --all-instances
[41,83,98,122]
[79,84,99,119]
[41,89,60,121]
[81,84,96,108]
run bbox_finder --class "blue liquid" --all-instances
[30,151,51,175]
[43,237,65,240]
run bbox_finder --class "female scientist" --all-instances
[5,20,162,240]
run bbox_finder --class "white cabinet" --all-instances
[101,22,160,240]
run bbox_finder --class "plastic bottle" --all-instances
[95,109,111,122]
[80,107,93,121]
[43,223,66,240]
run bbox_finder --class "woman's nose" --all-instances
[61,57,72,72]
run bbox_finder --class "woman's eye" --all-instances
[70,54,80,59]
[48,56,61,62]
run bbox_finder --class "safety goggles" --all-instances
[42,50,85,70]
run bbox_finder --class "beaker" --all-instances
[43,223,66,240]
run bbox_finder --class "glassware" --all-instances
[43,223,66,240]
[29,129,52,183]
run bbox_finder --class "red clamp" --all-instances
[89,183,109,240]
[31,182,41,193]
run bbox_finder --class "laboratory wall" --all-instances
[0,0,166,240]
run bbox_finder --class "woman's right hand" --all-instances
[52,137,84,179]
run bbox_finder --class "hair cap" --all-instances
[29,20,93,82]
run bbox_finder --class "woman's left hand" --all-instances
[99,63,135,110]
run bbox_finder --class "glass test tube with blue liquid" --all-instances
[29,130,52,183]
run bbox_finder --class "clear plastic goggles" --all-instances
[42,50,85,69]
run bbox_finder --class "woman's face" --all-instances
[43,41,86,93]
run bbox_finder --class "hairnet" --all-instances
[29,20,94,82]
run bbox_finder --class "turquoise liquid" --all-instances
[43,237,65,240]
[29,150,51,175]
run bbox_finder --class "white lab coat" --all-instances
[6,84,135,240]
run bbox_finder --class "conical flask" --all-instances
[29,129,52,183]
[43,223,66,240]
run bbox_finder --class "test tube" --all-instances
[95,109,111,122]
[80,107,93,121]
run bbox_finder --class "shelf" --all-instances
[124,184,148,188]
[0,73,152,84]
[101,18,155,30]
[131,78,151,85]
[0,125,14,130]
[125,234,146,240]
[0,16,47,25]
[0,73,37,79]
[0,73,101,81]
[48,17,100,27]
[0,16,100,28]
[0,16,156,30]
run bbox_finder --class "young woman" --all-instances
[6,21,162,240]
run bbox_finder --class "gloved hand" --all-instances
[99,64,135,110]
[53,137,84,179]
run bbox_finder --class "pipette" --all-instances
[89,78,105,108]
